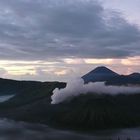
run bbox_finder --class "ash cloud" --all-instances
[51,78,140,104]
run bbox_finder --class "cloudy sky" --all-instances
[0,0,140,81]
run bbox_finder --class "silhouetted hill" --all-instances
[82,66,119,83]
[106,73,140,85]
[0,67,140,130]
[1,82,66,108]
[0,78,65,95]
[0,78,43,95]
[2,93,140,130]
[82,66,140,85]
[129,73,140,78]
[50,93,140,130]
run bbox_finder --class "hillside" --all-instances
[0,79,66,108]
[0,78,43,95]
[1,93,140,131]
[0,66,140,130]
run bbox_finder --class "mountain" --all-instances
[106,73,140,85]
[0,67,140,130]
[82,66,119,83]
[82,66,140,85]
[128,73,140,78]
[0,78,44,95]
[3,91,140,130]
[0,78,66,108]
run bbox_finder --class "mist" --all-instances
[0,118,139,140]
[0,118,94,140]
[51,78,140,104]
[0,95,15,103]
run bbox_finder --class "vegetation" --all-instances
[0,77,140,131]
[0,81,66,108]
[49,93,140,130]
[1,90,140,131]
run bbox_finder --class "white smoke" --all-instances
[51,78,140,104]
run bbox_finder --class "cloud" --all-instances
[0,68,7,77]
[0,60,75,81]
[0,0,139,60]
[51,78,140,104]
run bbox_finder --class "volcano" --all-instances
[82,66,119,83]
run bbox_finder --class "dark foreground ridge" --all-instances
[0,66,140,131]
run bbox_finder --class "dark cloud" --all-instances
[0,0,139,60]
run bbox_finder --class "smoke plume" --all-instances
[51,78,140,104]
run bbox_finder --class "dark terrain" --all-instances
[83,66,140,85]
[0,66,140,130]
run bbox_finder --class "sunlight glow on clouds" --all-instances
[84,59,113,64]
[0,56,140,81]
[54,69,70,76]
[0,0,139,81]
[121,56,140,66]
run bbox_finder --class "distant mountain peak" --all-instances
[129,73,140,77]
[94,66,109,69]
[90,66,118,74]
[82,66,119,83]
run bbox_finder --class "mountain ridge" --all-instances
[0,66,140,130]
[82,66,140,85]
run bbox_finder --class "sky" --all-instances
[0,0,140,81]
